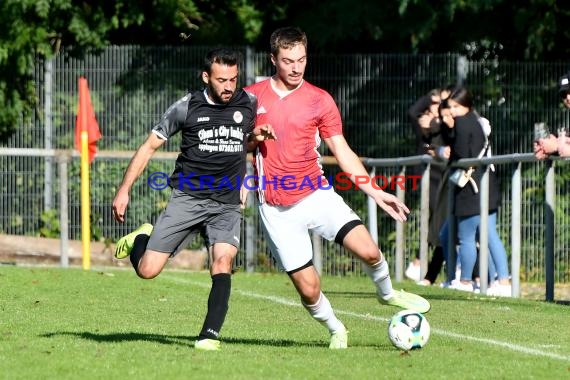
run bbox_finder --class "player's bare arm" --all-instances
[247,123,277,151]
[239,178,254,209]
[112,132,166,223]
[324,135,410,222]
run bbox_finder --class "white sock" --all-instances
[302,292,345,334]
[363,259,394,301]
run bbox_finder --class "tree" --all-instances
[0,0,263,142]
[1,1,138,141]
[248,0,570,60]
[2,0,570,142]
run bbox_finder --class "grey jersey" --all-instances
[152,89,257,204]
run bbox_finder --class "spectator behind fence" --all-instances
[406,87,451,285]
[534,71,570,159]
[557,72,570,157]
[442,86,512,297]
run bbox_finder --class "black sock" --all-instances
[130,234,149,275]
[198,273,231,340]
[425,246,445,284]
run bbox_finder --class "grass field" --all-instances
[1,266,569,380]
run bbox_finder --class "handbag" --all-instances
[449,167,478,192]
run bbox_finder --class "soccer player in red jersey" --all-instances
[245,27,430,349]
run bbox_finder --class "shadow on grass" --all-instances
[322,290,377,299]
[323,289,500,303]
[39,331,306,348]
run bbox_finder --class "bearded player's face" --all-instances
[203,63,238,104]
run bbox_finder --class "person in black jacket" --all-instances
[406,87,451,285]
[442,86,511,296]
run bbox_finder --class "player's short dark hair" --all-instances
[203,48,242,74]
[270,27,308,57]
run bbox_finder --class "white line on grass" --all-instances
[162,275,570,361]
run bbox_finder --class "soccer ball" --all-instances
[387,309,430,351]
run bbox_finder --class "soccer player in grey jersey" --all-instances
[112,48,275,351]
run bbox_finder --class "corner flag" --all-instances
[75,77,102,163]
[75,76,101,270]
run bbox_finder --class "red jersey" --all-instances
[245,79,343,206]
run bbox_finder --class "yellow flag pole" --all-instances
[80,130,91,270]
[79,77,91,270]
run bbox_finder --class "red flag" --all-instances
[75,77,102,163]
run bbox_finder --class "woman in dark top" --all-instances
[406,88,450,285]
[443,86,511,297]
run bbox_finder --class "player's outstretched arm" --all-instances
[112,133,165,223]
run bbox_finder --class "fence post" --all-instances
[395,166,406,282]
[545,160,555,302]
[479,166,490,294]
[245,46,255,86]
[367,167,378,244]
[245,161,255,272]
[419,163,430,280]
[511,162,522,298]
[58,152,70,268]
[44,58,54,210]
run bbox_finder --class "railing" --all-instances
[362,152,558,301]
[0,148,564,301]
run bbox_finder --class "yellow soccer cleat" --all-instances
[379,289,431,314]
[194,339,221,351]
[114,223,153,259]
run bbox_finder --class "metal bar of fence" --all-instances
[511,163,522,298]
[454,153,554,301]
[363,151,557,302]
[395,166,406,282]
[367,167,378,244]
[44,58,54,211]
[58,154,70,268]
[545,160,555,302]
[245,161,255,273]
[0,147,562,302]
[419,163,430,280]
[479,166,490,294]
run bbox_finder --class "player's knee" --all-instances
[307,285,321,301]
[211,254,233,273]
[136,263,161,279]
[301,286,321,305]
[359,244,381,265]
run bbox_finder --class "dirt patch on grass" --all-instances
[0,234,207,270]
[520,282,570,303]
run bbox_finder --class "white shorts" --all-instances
[259,188,361,272]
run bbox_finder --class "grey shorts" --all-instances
[147,189,242,256]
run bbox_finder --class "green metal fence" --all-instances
[1,46,569,293]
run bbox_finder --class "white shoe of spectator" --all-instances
[416,279,432,286]
[486,283,512,297]
[448,280,476,293]
[405,261,421,282]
